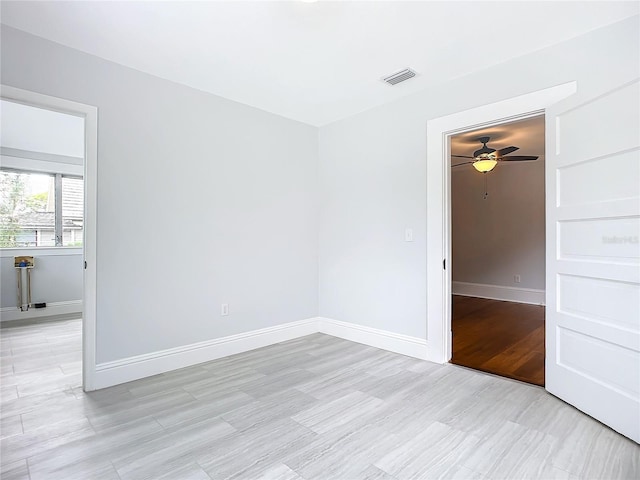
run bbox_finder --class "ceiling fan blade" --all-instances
[451,155,474,159]
[496,146,519,157]
[501,155,539,161]
[451,161,474,167]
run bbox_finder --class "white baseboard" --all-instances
[93,315,431,390]
[453,281,545,305]
[94,317,320,389]
[318,317,429,360]
[0,300,82,322]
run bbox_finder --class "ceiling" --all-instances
[451,115,545,166]
[1,1,638,126]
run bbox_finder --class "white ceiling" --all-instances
[1,1,638,126]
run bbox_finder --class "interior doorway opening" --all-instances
[0,99,86,392]
[447,115,546,386]
[426,81,639,442]
[1,85,98,391]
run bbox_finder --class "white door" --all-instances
[545,79,640,443]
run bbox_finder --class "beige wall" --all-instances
[451,156,546,291]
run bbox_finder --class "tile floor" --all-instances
[1,318,638,479]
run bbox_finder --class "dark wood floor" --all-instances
[451,295,545,386]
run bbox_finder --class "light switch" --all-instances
[405,228,413,242]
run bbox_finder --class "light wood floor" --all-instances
[1,318,638,480]
[451,295,545,386]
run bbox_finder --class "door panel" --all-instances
[546,79,640,443]
[558,80,639,161]
[558,149,639,205]
[557,328,639,397]
[558,275,640,331]
[558,217,639,262]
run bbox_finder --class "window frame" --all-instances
[0,163,84,249]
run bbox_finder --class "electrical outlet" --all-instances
[514,275,521,284]
[221,304,229,316]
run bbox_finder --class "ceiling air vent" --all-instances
[382,68,417,86]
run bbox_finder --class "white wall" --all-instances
[0,99,84,157]
[1,26,319,363]
[451,158,546,291]
[0,248,82,312]
[318,17,639,339]
[1,17,637,366]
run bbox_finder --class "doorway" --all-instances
[426,80,639,442]
[448,117,546,386]
[424,81,576,366]
[1,85,98,390]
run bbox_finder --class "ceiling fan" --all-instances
[452,136,539,173]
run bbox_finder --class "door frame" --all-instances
[425,82,577,364]
[1,85,98,391]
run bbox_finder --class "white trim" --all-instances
[0,300,82,322]
[318,317,429,361]
[1,147,84,166]
[452,282,545,306]
[94,318,320,390]
[0,247,82,257]
[1,154,84,176]
[426,82,578,364]
[1,85,99,391]
[92,316,432,390]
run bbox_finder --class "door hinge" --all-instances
[84,261,87,269]
[443,259,446,270]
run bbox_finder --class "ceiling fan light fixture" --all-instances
[473,158,498,173]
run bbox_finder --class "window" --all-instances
[0,169,83,247]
